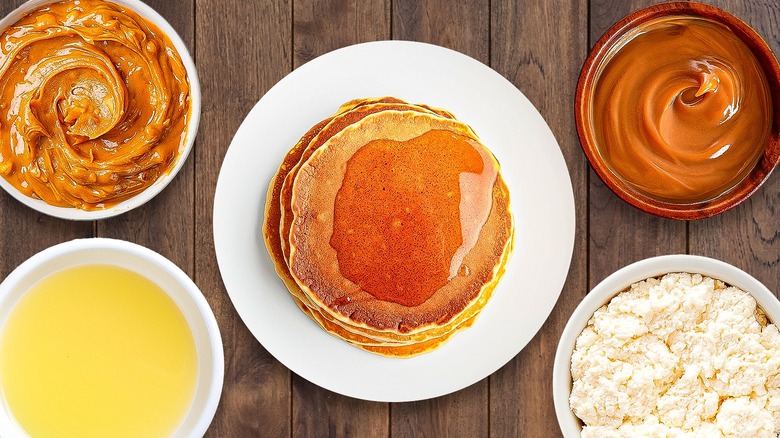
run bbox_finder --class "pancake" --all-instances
[289,179,512,346]
[265,100,469,348]
[277,101,455,261]
[265,98,423,294]
[288,109,513,335]
[265,100,454,320]
[278,107,493,341]
[294,226,511,351]
[263,97,513,357]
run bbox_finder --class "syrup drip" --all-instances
[330,129,496,307]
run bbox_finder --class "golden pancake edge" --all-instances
[263,97,513,357]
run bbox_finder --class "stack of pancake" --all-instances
[263,97,513,357]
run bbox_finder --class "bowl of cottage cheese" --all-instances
[553,254,780,437]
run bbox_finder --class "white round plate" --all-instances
[213,40,575,402]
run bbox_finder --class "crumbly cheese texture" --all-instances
[570,273,780,437]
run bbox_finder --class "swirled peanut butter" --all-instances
[592,16,771,203]
[0,0,190,210]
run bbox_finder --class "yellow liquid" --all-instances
[0,264,198,438]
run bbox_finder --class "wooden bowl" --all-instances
[576,2,780,220]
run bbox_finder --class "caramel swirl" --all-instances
[593,17,771,203]
[0,0,190,209]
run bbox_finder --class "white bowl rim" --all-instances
[0,0,201,220]
[553,254,779,437]
[0,238,224,437]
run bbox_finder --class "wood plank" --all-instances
[393,383,487,437]
[390,1,489,436]
[0,199,94,277]
[689,0,780,295]
[293,378,387,437]
[488,0,588,436]
[588,0,688,286]
[294,0,389,66]
[0,0,23,16]
[590,177,688,282]
[195,1,293,436]
[290,1,390,437]
[0,0,93,276]
[392,0,488,61]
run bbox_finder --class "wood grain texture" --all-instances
[589,175,687,282]
[0,199,93,277]
[0,0,20,15]
[688,0,780,296]
[293,378,387,437]
[291,1,391,436]
[390,1,490,436]
[1,0,779,436]
[195,1,292,436]
[393,0,488,62]
[488,0,588,436]
[392,382,487,438]
[589,0,637,38]
[294,0,389,67]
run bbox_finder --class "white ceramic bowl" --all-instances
[0,238,223,438]
[0,0,200,220]
[553,254,780,436]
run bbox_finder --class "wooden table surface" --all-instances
[0,0,778,436]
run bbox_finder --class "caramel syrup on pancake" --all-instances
[330,129,497,307]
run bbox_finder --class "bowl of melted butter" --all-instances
[0,238,223,438]
[0,0,200,219]
[577,2,780,219]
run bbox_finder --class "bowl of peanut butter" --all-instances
[0,0,200,220]
[576,2,780,220]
